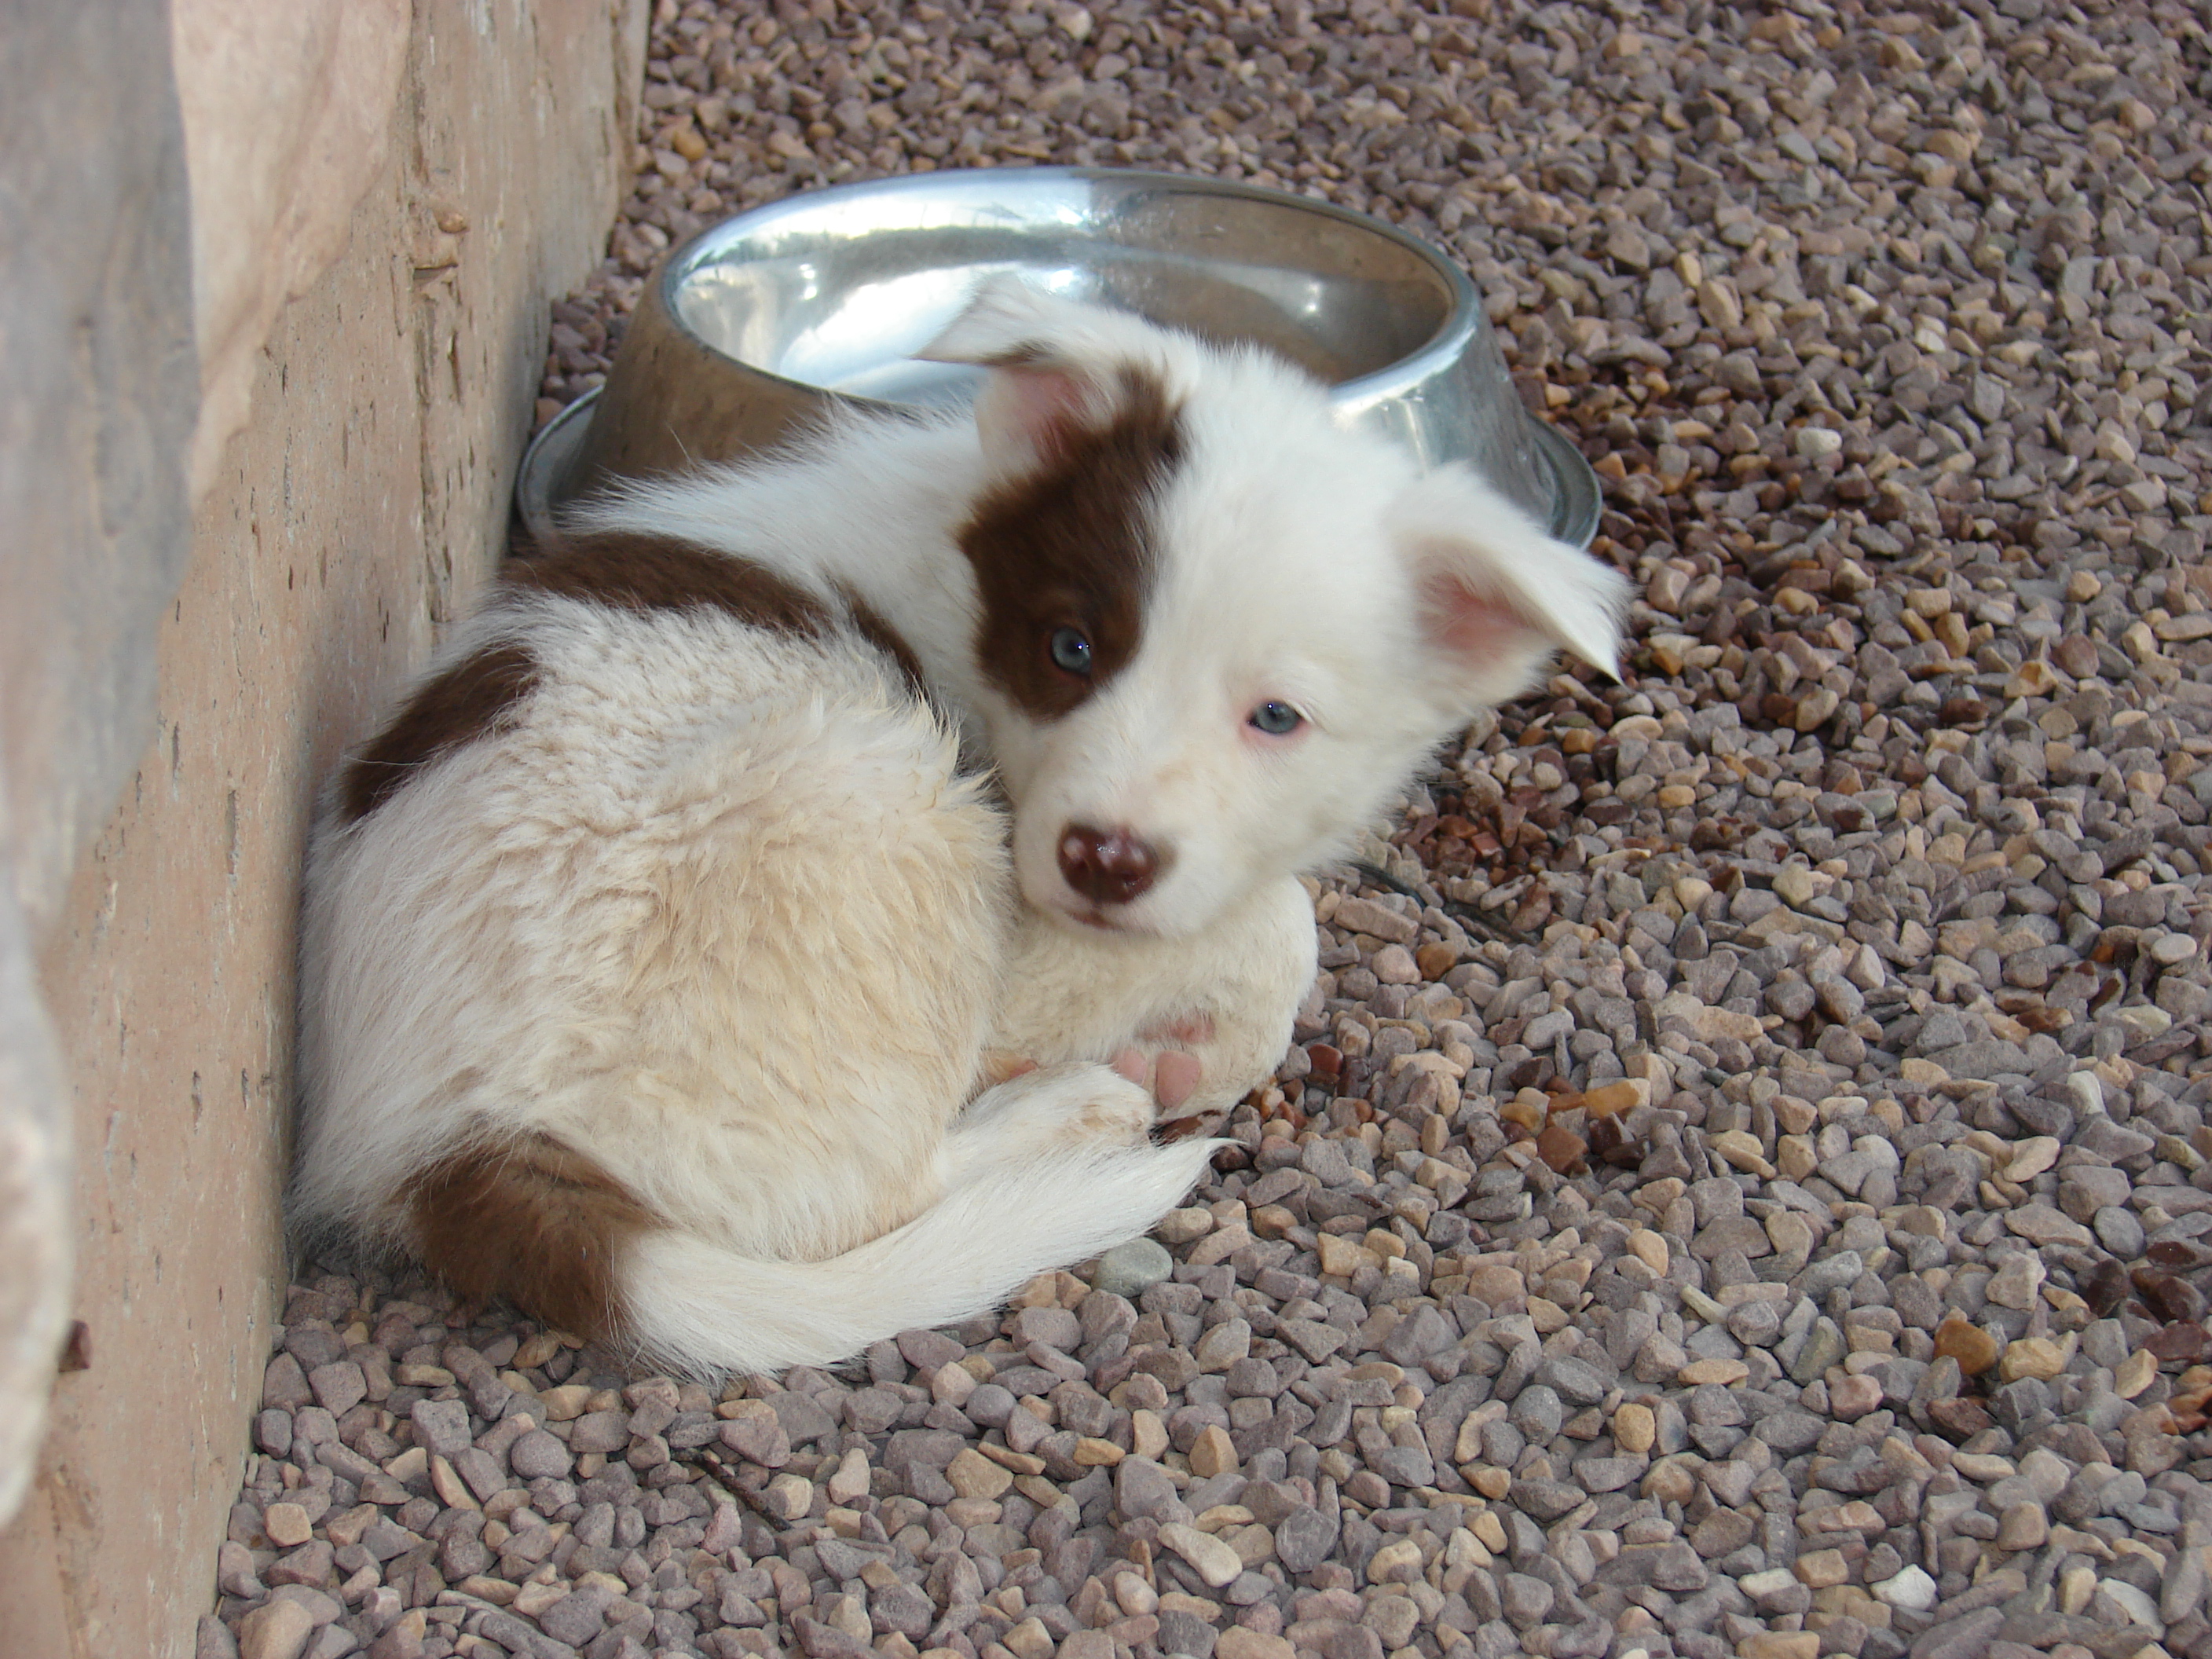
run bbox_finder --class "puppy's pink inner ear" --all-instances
[980,362,1092,465]
[1421,571,1534,663]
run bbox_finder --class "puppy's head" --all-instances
[923,279,1629,939]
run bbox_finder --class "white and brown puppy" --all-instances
[294,279,1626,1378]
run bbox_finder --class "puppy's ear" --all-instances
[1391,466,1630,709]
[921,277,1188,476]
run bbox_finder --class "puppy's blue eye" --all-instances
[1049,628,1093,676]
[1250,701,1302,735]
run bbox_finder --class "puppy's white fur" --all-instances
[294,280,1626,1379]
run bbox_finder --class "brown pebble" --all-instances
[1580,1079,1643,1117]
[263,1501,313,1548]
[1535,1122,1587,1174]
[1999,1338,2067,1382]
[1934,1315,1999,1377]
[2115,1349,2159,1399]
[1587,1115,1640,1167]
[236,1599,315,1659]
[2053,635,2100,677]
[2146,1322,2211,1364]
[1414,942,1459,980]
[1500,1094,1546,1132]
[1794,1548,1849,1589]
[2081,1258,2131,1317]
[1927,1397,1994,1441]
[1997,1501,2048,1551]
[1187,1424,1238,1479]
[2136,1271,2208,1326]
[1677,1358,1749,1386]
[1643,1459,1696,1504]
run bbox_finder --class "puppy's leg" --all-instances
[992,877,1320,1126]
[946,1060,1157,1183]
[978,1042,1204,1115]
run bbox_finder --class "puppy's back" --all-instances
[293,531,1009,1276]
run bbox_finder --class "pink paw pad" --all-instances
[1110,1046,1203,1112]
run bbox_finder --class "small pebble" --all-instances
[1873,1565,1939,1612]
[1935,1316,2001,1378]
[236,1601,315,1659]
[1090,1237,1174,1297]
[262,1503,312,1549]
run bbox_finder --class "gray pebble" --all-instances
[1533,1355,1608,1407]
[2096,1206,2148,1258]
[408,1398,471,1463]
[537,1585,610,1646]
[1091,1237,1174,1297]
[507,1428,571,1481]
[305,1361,366,1419]
[1274,1505,1339,1573]
[254,1409,294,1459]
[262,1353,313,1413]
[768,1389,839,1445]
[1115,1456,1192,1525]
[713,1412,786,1470]
[1501,1573,1555,1629]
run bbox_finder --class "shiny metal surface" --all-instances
[522,168,1599,548]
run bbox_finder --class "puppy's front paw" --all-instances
[1118,1012,1238,1140]
[958,1060,1156,1159]
[1109,1045,1205,1115]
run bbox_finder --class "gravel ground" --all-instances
[208,2,2212,1658]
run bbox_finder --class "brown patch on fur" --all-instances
[511,529,833,635]
[337,640,540,825]
[339,531,831,826]
[406,1133,657,1344]
[958,368,1181,719]
[837,584,930,701]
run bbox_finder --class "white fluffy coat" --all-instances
[294,280,1625,1378]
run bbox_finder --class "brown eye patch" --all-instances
[957,368,1183,720]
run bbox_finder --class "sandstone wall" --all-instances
[0,2,648,1652]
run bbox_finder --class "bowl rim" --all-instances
[519,167,1601,549]
[654,164,1489,418]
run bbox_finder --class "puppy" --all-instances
[293,279,1626,1377]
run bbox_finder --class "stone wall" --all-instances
[0,0,200,1573]
[0,2,648,1652]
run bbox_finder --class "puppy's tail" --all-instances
[617,1139,1221,1378]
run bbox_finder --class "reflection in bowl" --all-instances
[518,167,1599,549]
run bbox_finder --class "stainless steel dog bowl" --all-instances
[518,168,1600,548]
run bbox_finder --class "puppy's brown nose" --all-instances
[1058,825,1163,906]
